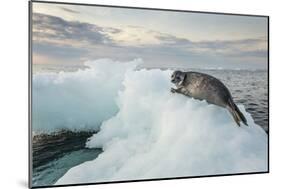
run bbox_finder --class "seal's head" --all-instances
[171,70,185,85]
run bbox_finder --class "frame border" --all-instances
[28,1,33,188]
[28,0,270,188]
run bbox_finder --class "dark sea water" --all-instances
[32,131,102,186]
[32,69,268,187]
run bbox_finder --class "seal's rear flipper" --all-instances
[234,104,248,126]
[227,106,241,126]
[227,99,248,126]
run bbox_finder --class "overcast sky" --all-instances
[32,2,268,70]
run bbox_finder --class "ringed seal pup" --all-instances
[171,70,248,126]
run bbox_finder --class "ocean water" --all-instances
[32,64,268,186]
[32,131,102,186]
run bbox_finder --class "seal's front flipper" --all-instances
[171,88,182,93]
[171,88,177,93]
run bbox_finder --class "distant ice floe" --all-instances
[52,59,268,185]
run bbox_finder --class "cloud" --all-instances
[154,33,192,46]
[196,38,266,50]
[34,42,89,58]
[33,13,119,47]
[103,27,122,34]
[32,13,126,65]
[196,39,267,58]
[60,7,80,14]
[32,13,267,69]
[33,13,266,59]
[151,31,267,58]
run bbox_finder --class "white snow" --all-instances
[55,60,268,185]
